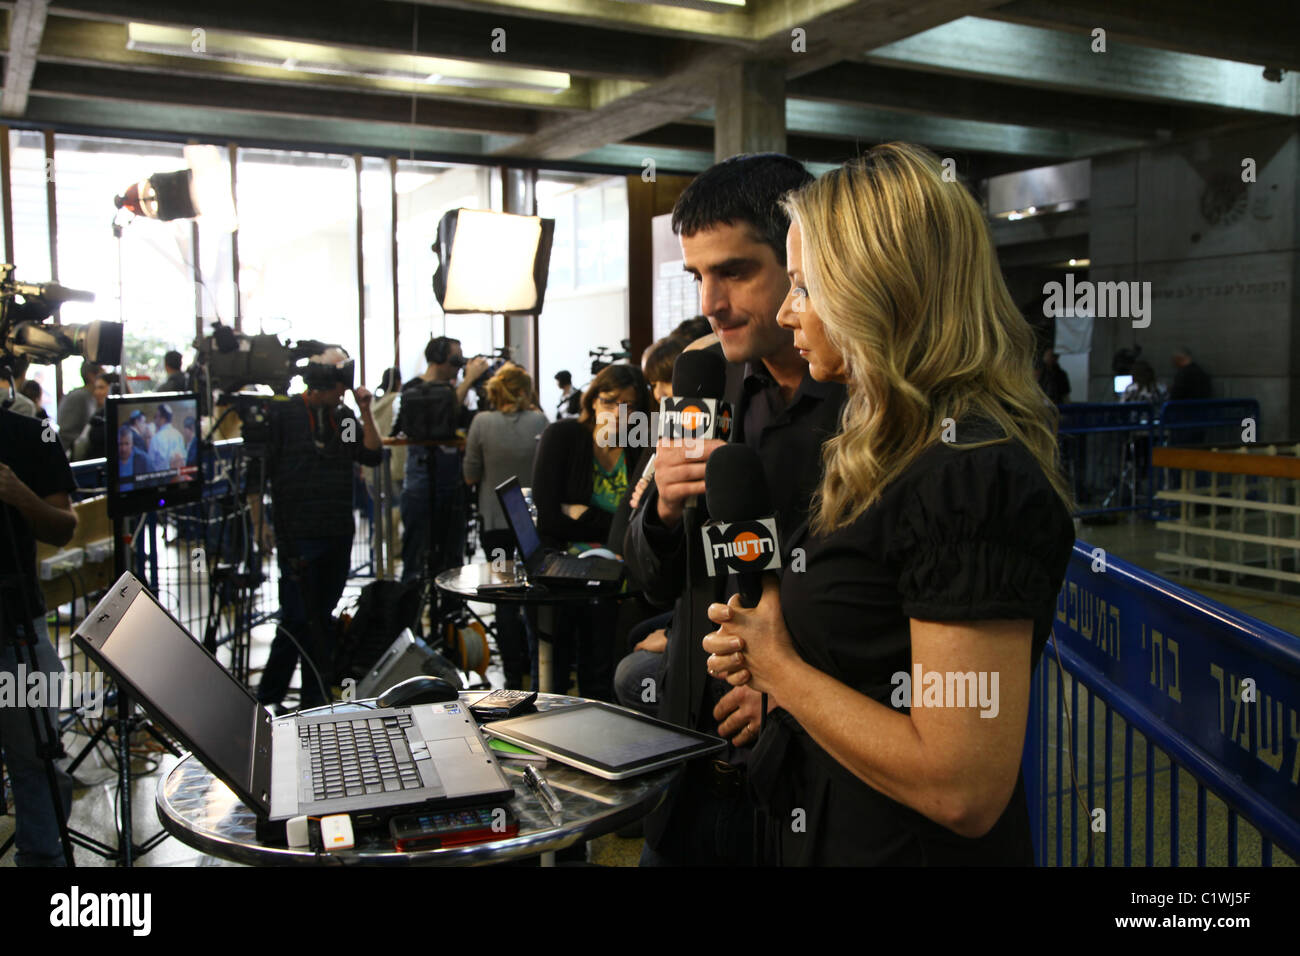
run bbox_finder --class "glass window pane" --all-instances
[237,148,358,387]
[361,156,395,390]
[52,134,194,408]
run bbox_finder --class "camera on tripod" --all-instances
[0,263,116,383]
[195,322,349,451]
[589,339,631,375]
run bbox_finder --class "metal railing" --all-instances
[1024,542,1300,866]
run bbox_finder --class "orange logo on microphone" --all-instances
[679,404,709,432]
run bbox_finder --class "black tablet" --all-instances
[482,701,726,780]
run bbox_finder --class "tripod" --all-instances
[60,512,180,866]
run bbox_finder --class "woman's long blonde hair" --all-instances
[782,143,1071,534]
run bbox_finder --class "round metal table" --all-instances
[435,561,624,693]
[156,693,673,866]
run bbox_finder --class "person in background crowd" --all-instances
[3,356,40,418]
[400,338,490,588]
[57,360,100,454]
[554,369,581,420]
[532,362,651,700]
[1037,349,1070,405]
[463,365,549,689]
[160,350,187,392]
[20,380,49,421]
[73,371,119,461]
[703,143,1075,865]
[1120,360,1168,404]
[670,315,715,344]
[147,402,186,471]
[1170,347,1213,401]
[255,348,382,711]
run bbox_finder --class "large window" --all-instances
[237,148,359,374]
[54,135,196,395]
[395,161,492,383]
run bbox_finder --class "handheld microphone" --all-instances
[660,350,732,444]
[703,443,781,608]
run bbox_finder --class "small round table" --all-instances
[435,562,623,693]
[156,693,672,866]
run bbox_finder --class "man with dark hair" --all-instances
[161,351,187,392]
[623,152,846,866]
[1170,347,1212,401]
[554,369,580,420]
[399,337,489,585]
[255,348,382,711]
[56,360,100,454]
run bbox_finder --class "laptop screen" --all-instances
[497,479,542,561]
[101,590,258,792]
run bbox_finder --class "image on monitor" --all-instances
[106,392,203,518]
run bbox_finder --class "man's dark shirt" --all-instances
[0,410,76,624]
[626,348,845,725]
[265,396,382,544]
[1170,362,1212,401]
[160,371,188,393]
[624,349,844,853]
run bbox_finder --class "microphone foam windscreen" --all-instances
[671,349,727,399]
[705,443,771,523]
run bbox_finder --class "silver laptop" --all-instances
[74,573,513,824]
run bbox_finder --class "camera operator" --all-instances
[56,360,100,455]
[0,404,77,865]
[398,336,489,587]
[253,347,382,712]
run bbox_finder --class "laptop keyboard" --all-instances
[299,713,422,803]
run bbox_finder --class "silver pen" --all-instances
[524,764,563,816]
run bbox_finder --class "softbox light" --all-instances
[432,209,555,315]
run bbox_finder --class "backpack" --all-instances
[394,379,458,441]
[332,579,424,682]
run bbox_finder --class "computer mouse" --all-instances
[377,675,461,708]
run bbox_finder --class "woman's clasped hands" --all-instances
[702,575,799,700]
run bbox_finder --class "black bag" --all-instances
[333,579,424,682]
[394,379,458,442]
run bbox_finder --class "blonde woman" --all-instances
[703,144,1075,865]
[463,364,548,689]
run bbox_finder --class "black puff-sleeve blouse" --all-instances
[749,429,1075,866]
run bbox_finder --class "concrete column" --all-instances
[715,60,786,161]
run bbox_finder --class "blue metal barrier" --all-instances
[1057,402,1157,518]
[1158,398,1262,448]
[1024,541,1300,865]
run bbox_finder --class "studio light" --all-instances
[432,209,555,315]
[114,145,237,232]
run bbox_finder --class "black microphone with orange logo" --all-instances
[702,443,781,608]
[660,350,732,444]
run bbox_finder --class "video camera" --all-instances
[590,339,632,376]
[0,264,117,380]
[195,322,354,396]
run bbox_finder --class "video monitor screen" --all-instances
[105,393,203,518]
